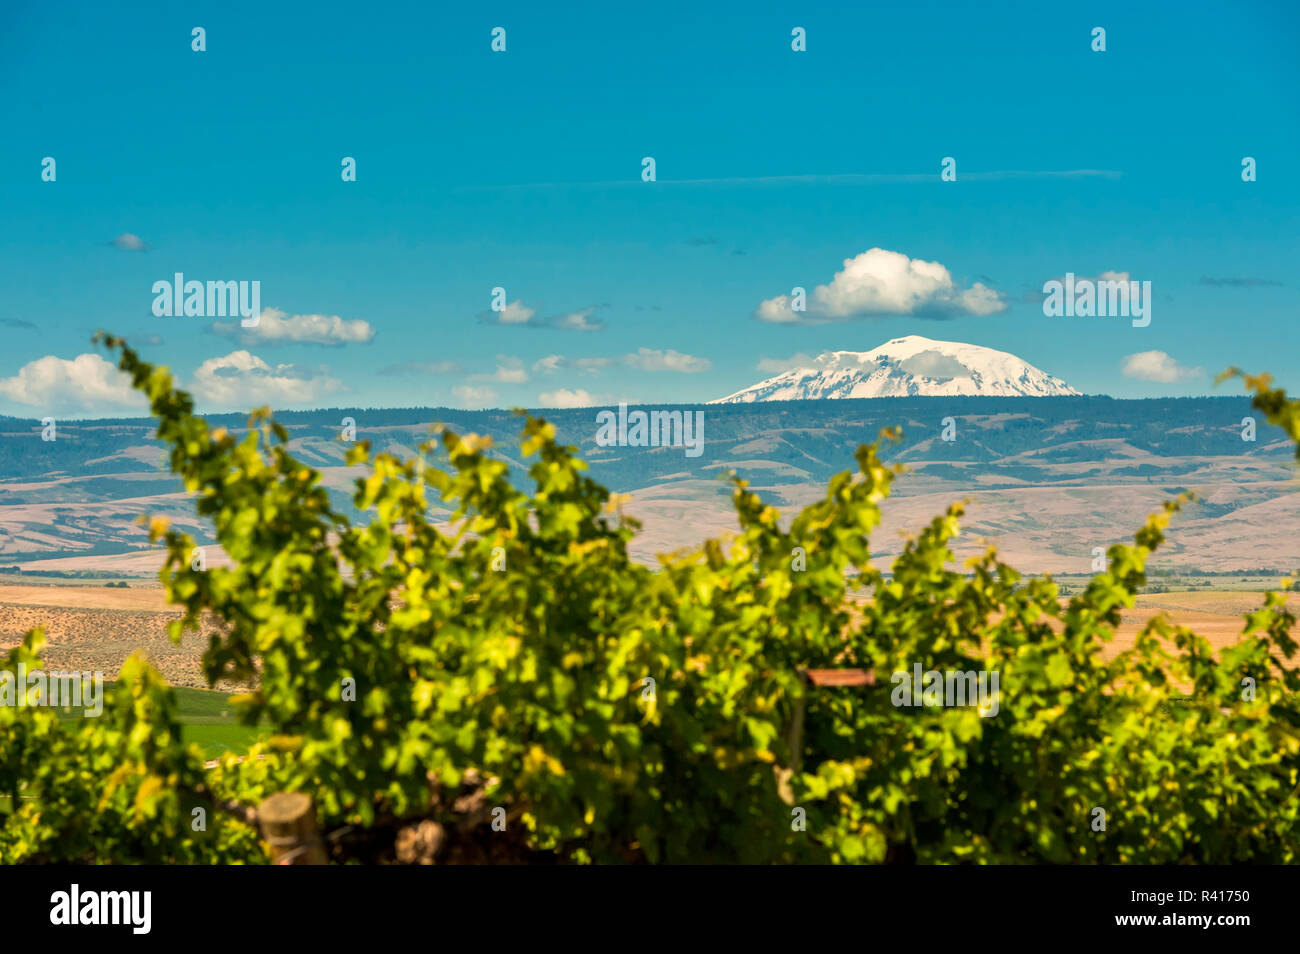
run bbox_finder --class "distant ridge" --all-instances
[711,335,1080,403]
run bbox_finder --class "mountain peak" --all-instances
[711,337,1080,403]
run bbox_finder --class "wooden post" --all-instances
[786,691,807,774]
[258,792,328,865]
[788,668,876,774]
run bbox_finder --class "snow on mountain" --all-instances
[711,336,1080,403]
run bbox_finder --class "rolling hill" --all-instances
[1,394,1296,576]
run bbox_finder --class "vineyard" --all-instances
[1,338,1297,864]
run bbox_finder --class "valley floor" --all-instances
[1,578,1279,693]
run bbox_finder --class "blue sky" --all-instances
[1,0,1297,415]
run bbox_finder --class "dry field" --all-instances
[1110,593,1264,661]
[0,581,245,689]
[840,589,1276,666]
[0,578,1283,695]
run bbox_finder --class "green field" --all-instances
[166,686,265,759]
[1054,574,1288,597]
[51,682,263,760]
[1,685,260,815]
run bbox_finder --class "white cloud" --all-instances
[623,348,711,373]
[473,356,528,384]
[111,233,149,251]
[1121,351,1204,383]
[537,388,597,408]
[190,351,341,408]
[451,384,499,407]
[213,307,375,346]
[0,353,146,414]
[756,247,1006,323]
[497,300,536,325]
[756,353,817,373]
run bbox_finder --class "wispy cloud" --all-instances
[533,349,710,374]
[533,355,615,374]
[660,169,1122,187]
[478,302,607,332]
[1200,276,1284,287]
[380,359,460,375]
[212,308,375,347]
[471,356,528,384]
[467,169,1122,192]
[623,348,711,372]
[451,384,498,407]
[544,308,606,332]
[1020,270,1132,304]
[756,353,818,373]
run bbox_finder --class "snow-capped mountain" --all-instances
[711,335,1080,403]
